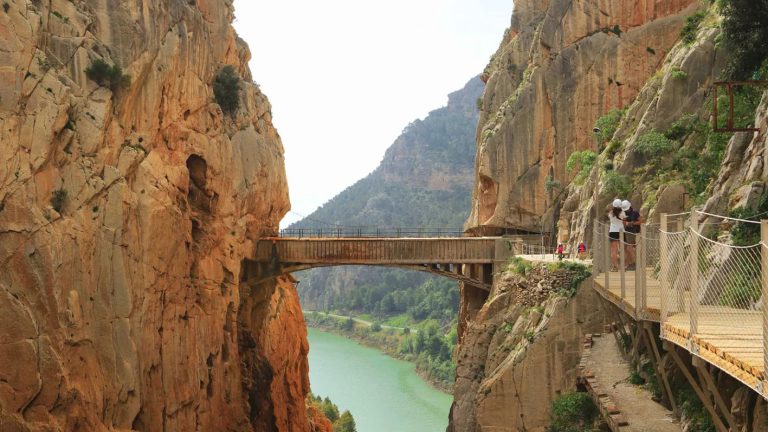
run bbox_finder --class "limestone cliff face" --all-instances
[449,268,604,432]
[467,0,699,233]
[0,1,311,431]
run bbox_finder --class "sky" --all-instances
[232,1,513,227]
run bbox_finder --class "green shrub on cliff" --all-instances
[594,109,624,146]
[566,150,597,186]
[213,65,241,116]
[635,130,675,164]
[50,188,67,213]
[602,170,631,198]
[85,59,131,89]
[680,10,706,45]
[548,392,600,432]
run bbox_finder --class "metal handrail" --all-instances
[279,227,467,238]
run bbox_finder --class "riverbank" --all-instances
[303,311,454,393]
[307,328,452,432]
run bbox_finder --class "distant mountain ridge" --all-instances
[290,76,482,230]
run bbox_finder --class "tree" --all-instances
[334,411,357,432]
[719,0,768,78]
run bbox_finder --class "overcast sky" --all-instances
[232,1,513,227]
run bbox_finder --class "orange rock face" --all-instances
[0,0,316,430]
[466,0,700,233]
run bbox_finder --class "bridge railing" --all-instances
[278,227,467,238]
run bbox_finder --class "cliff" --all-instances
[0,1,314,430]
[467,0,700,234]
[449,264,603,432]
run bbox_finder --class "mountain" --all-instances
[292,76,483,319]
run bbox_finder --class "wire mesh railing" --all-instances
[593,210,768,391]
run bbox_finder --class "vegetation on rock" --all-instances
[308,393,357,432]
[50,188,67,213]
[547,392,601,432]
[594,109,624,146]
[213,65,241,116]
[85,59,131,89]
[680,10,707,45]
[566,150,597,186]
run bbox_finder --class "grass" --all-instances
[508,257,533,275]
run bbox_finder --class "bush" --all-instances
[670,68,688,79]
[545,175,561,193]
[594,109,624,145]
[548,392,599,432]
[566,150,597,185]
[213,65,241,116]
[729,194,768,246]
[51,188,67,213]
[371,322,382,332]
[85,59,131,89]
[602,170,631,198]
[680,10,706,45]
[628,371,646,385]
[635,130,675,163]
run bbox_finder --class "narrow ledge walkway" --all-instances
[582,334,680,432]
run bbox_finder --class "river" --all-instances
[307,327,452,432]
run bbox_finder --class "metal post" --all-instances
[620,230,626,301]
[660,214,669,329]
[605,225,610,291]
[635,225,645,317]
[690,218,699,340]
[761,220,768,390]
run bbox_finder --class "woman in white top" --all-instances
[607,199,625,271]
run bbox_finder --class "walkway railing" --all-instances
[592,211,768,395]
[279,227,466,238]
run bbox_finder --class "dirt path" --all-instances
[586,335,680,432]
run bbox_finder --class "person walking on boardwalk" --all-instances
[607,199,624,272]
[577,241,587,260]
[622,200,641,271]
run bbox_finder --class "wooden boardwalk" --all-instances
[593,269,765,393]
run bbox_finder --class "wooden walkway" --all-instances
[593,269,765,393]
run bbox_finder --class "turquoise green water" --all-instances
[307,327,452,432]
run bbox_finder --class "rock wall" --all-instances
[449,268,605,432]
[0,0,313,430]
[467,0,700,233]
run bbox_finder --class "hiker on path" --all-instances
[607,199,625,272]
[622,200,641,271]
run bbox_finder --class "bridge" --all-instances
[250,234,515,290]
